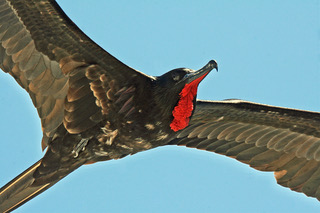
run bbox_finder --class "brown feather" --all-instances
[170,100,320,200]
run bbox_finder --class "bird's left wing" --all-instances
[168,99,320,200]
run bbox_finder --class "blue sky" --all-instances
[0,1,319,212]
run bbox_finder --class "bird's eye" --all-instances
[172,73,180,81]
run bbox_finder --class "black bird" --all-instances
[0,0,319,212]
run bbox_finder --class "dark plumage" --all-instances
[0,1,319,212]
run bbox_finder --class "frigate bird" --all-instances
[0,0,319,212]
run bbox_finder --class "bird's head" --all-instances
[154,60,218,132]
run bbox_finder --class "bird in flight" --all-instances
[0,1,319,212]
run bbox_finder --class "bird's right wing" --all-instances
[0,0,153,150]
[168,99,320,200]
[0,1,155,210]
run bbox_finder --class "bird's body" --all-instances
[0,0,319,212]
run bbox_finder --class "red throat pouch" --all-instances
[170,73,208,131]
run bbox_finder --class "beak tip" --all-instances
[208,60,218,72]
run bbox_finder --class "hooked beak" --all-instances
[183,60,218,84]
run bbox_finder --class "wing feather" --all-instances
[168,99,320,200]
[0,0,153,148]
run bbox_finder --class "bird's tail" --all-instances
[0,159,58,212]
